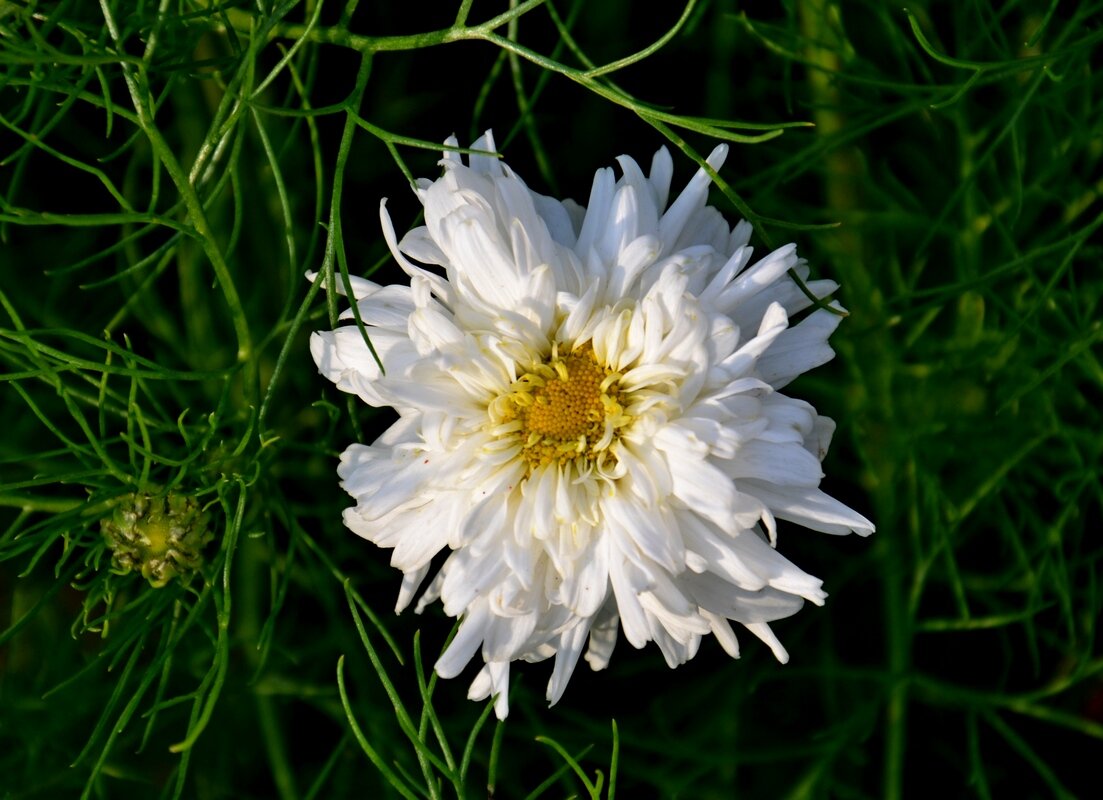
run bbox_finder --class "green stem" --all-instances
[220,0,549,52]
[99,1,254,372]
[0,494,84,513]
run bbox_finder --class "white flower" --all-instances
[311,132,874,719]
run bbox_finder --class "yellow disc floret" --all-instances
[490,343,632,474]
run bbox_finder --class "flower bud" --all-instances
[101,491,213,587]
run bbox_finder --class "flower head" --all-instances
[311,133,874,719]
[102,490,212,588]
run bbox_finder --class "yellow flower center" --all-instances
[490,344,632,473]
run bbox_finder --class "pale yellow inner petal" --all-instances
[490,344,632,473]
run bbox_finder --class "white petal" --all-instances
[467,661,511,720]
[380,199,455,307]
[408,305,464,353]
[439,542,509,618]
[614,154,661,235]
[396,565,430,613]
[607,234,661,300]
[467,130,501,174]
[608,555,652,649]
[649,146,674,210]
[719,301,790,378]
[603,495,684,574]
[728,219,753,253]
[399,227,448,266]
[306,269,377,299]
[436,601,490,679]
[757,306,844,389]
[745,622,790,663]
[701,610,740,658]
[728,440,825,487]
[560,534,611,617]
[482,609,537,662]
[310,328,413,393]
[547,620,589,705]
[658,144,728,248]
[654,426,741,532]
[713,243,799,313]
[583,600,620,671]
[574,166,616,264]
[743,480,876,536]
[532,191,579,248]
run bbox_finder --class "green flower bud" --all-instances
[101,491,213,588]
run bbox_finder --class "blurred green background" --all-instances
[1,1,1100,797]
